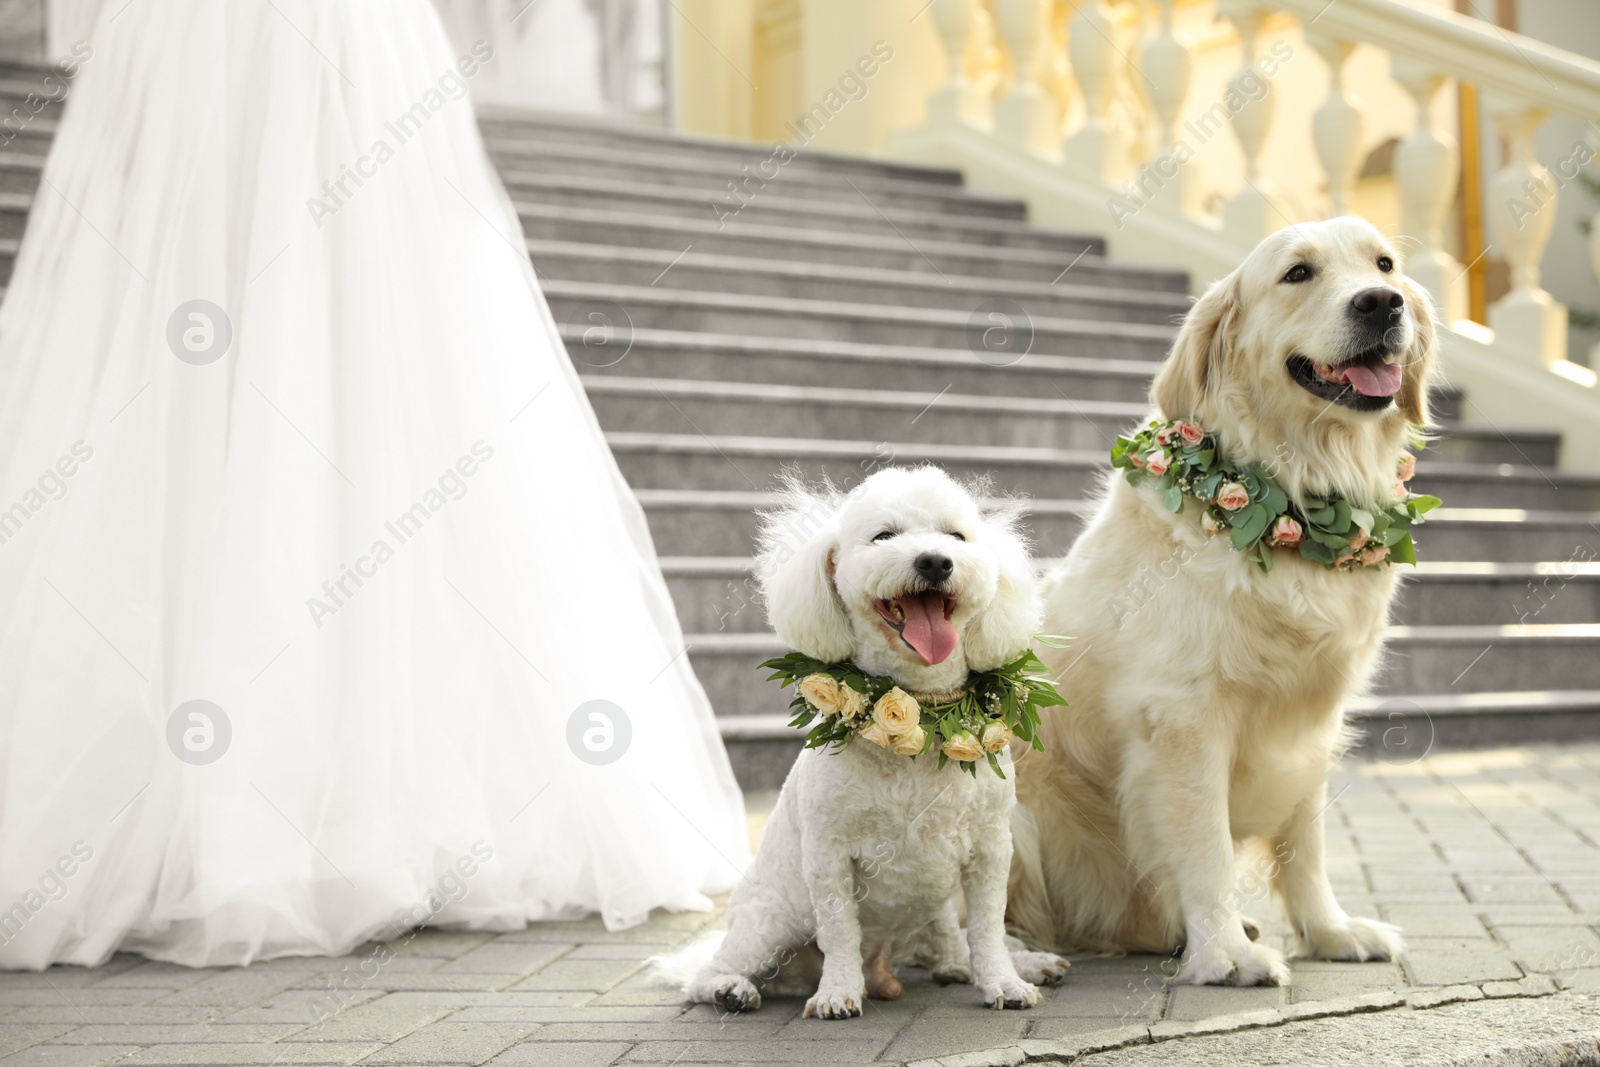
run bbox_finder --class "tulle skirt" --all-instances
[0,0,746,969]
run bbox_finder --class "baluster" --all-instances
[1062,0,1128,183]
[1392,63,1467,323]
[1140,0,1196,214]
[1219,4,1289,241]
[927,0,992,129]
[1590,127,1600,368]
[1485,99,1567,366]
[995,0,1059,155]
[1309,35,1362,217]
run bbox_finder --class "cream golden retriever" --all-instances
[1008,217,1434,985]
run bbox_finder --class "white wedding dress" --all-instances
[0,0,747,969]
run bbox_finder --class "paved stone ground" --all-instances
[2,745,1599,1067]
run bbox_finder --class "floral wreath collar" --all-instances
[1111,418,1441,573]
[760,647,1067,777]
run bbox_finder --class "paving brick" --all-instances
[1164,983,1285,1022]
[277,994,455,1044]
[1403,947,1523,985]
[435,944,573,976]
[1026,1016,1136,1041]
[119,1044,380,1065]
[564,944,677,961]
[49,1023,306,1045]
[149,969,306,1007]
[619,1039,890,1062]
[223,989,387,1024]
[1286,963,1405,1003]
[375,932,498,960]
[357,1021,539,1065]
[1,1005,223,1025]
[1494,924,1600,972]
[510,959,646,993]
[880,1016,1029,1063]
[526,1021,788,1042]
[0,1030,74,1059]
[486,1042,632,1066]
[0,1046,145,1067]
[446,1007,684,1024]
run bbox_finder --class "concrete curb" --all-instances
[905,976,1586,1067]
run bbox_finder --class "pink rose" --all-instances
[1268,516,1304,547]
[1201,512,1222,536]
[1145,450,1172,475]
[1361,545,1391,567]
[1155,426,1174,445]
[1397,453,1416,482]
[1393,479,1408,499]
[1176,421,1206,446]
[1348,529,1369,551]
[1216,482,1250,511]
[1128,452,1145,468]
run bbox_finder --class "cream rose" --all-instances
[891,724,928,757]
[860,720,894,749]
[1144,450,1172,475]
[836,685,869,721]
[1216,482,1250,511]
[872,687,922,737]
[941,731,985,762]
[980,721,1012,752]
[1397,452,1416,482]
[798,674,845,717]
[1201,512,1222,536]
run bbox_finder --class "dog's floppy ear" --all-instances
[1396,275,1437,428]
[960,506,1043,672]
[1151,270,1243,421]
[756,479,855,662]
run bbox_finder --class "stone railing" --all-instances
[897,0,1600,379]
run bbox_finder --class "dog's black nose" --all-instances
[914,552,954,584]
[1349,287,1404,322]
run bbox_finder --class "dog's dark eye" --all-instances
[1377,255,1394,273]
[1283,264,1312,284]
[871,529,897,543]
[947,531,967,542]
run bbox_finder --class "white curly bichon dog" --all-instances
[687,466,1070,1019]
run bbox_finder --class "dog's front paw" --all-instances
[803,986,865,1019]
[1176,938,1289,987]
[691,974,762,1012]
[977,973,1041,1009]
[1010,950,1070,987]
[1296,916,1404,963]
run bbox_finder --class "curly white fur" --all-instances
[1009,218,1426,986]
[688,467,1069,1017]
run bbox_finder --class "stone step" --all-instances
[681,624,1600,721]
[584,376,1549,466]
[0,151,44,195]
[564,326,1164,401]
[531,240,1189,324]
[508,171,1104,255]
[721,688,1600,789]
[515,203,1187,289]
[607,432,1600,509]
[659,557,1600,633]
[635,491,1597,563]
[481,115,968,184]
[1375,623,1600,694]
[493,141,1029,219]
[542,280,1175,357]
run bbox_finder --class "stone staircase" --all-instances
[3,59,1598,790]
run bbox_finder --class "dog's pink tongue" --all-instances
[899,592,958,665]
[1342,357,1403,397]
